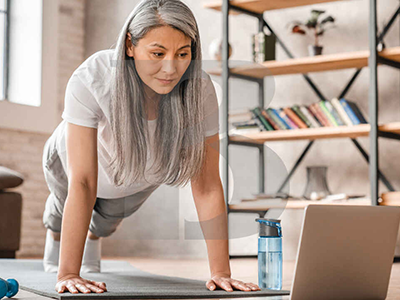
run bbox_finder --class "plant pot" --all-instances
[308,45,323,56]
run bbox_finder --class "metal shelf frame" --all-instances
[218,0,400,257]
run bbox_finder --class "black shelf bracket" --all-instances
[276,141,315,194]
[378,131,400,140]
[351,138,395,191]
[377,56,400,70]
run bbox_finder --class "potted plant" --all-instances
[287,9,335,56]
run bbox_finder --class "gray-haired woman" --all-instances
[42,0,261,295]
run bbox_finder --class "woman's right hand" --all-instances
[55,274,107,294]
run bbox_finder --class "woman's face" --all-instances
[126,26,192,100]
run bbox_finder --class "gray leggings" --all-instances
[41,133,159,238]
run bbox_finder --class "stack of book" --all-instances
[252,32,276,63]
[231,98,368,133]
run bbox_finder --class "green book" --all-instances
[325,101,345,126]
[292,105,312,128]
[251,107,274,131]
[266,108,287,130]
[319,101,338,126]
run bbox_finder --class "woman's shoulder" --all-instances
[73,49,115,78]
[70,49,115,103]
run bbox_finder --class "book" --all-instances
[310,103,332,127]
[319,101,338,126]
[271,108,291,129]
[283,107,307,129]
[229,108,253,123]
[252,32,276,63]
[229,127,261,135]
[251,107,274,130]
[266,108,288,129]
[324,100,345,126]
[261,108,280,130]
[339,98,360,125]
[292,105,312,127]
[232,120,258,127]
[300,105,320,128]
[235,124,259,129]
[253,116,267,131]
[278,108,299,129]
[346,100,368,124]
[306,105,323,127]
[331,97,353,126]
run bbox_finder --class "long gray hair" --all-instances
[108,0,207,188]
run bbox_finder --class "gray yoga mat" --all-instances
[0,259,290,299]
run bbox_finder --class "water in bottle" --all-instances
[255,218,283,290]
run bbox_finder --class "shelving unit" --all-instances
[229,122,400,143]
[204,0,345,13]
[203,0,400,257]
[207,46,400,77]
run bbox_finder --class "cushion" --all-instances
[0,166,24,190]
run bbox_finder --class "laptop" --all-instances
[289,204,400,300]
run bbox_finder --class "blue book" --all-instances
[347,101,368,124]
[271,108,290,129]
[278,108,295,129]
[339,98,360,125]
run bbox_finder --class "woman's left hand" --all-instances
[206,274,261,292]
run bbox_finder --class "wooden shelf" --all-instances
[229,198,371,211]
[203,0,344,14]
[207,47,400,78]
[229,122,400,144]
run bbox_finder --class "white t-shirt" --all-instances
[53,49,220,199]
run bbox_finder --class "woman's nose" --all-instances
[161,58,178,74]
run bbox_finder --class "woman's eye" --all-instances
[152,53,189,58]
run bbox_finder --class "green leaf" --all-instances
[320,16,335,25]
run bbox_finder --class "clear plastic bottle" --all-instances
[255,218,283,290]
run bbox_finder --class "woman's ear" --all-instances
[126,32,134,58]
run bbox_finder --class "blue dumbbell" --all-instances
[0,278,19,299]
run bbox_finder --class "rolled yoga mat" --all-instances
[0,259,290,299]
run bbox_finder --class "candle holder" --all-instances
[303,166,332,200]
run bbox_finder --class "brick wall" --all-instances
[0,0,87,258]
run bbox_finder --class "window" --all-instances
[0,0,59,134]
[0,0,9,102]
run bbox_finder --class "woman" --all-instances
[42,0,261,295]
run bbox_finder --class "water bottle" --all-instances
[255,218,283,290]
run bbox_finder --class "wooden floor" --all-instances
[14,257,400,299]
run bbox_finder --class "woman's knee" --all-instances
[88,229,101,240]
[49,229,61,241]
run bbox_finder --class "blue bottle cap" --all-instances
[255,218,282,237]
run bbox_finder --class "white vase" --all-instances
[209,38,232,65]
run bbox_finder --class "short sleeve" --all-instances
[203,75,220,137]
[61,74,102,128]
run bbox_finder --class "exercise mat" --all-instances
[0,259,290,299]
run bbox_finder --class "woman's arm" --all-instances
[191,133,260,292]
[191,133,230,275]
[57,122,99,280]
